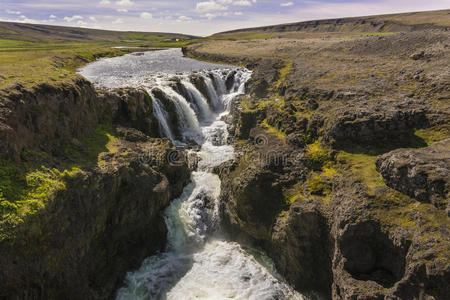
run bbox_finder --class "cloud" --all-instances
[89,16,98,22]
[116,0,133,6]
[113,18,124,23]
[49,14,57,19]
[196,1,228,12]
[6,9,22,15]
[63,15,83,22]
[234,11,243,15]
[140,12,153,19]
[204,13,216,20]
[233,0,252,6]
[99,0,111,4]
[117,8,128,12]
[281,2,294,7]
[177,15,192,22]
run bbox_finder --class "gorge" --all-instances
[0,9,449,300]
[80,49,301,299]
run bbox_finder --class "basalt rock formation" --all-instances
[376,139,450,212]
[186,25,450,299]
[0,78,190,299]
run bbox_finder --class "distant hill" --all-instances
[216,9,450,35]
[0,21,198,44]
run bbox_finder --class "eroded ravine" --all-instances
[80,49,303,300]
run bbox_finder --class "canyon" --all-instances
[0,9,449,300]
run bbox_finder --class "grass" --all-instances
[262,119,287,139]
[305,140,331,170]
[414,127,449,146]
[0,22,195,89]
[343,32,397,38]
[274,61,293,89]
[0,162,82,240]
[337,152,385,192]
[207,32,275,41]
[63,117,118,168]
[0,41,192,89]
[0,117,119,240]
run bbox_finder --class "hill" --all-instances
[0,22,197,89]
[0,21,196,44]
[215,9,450,35]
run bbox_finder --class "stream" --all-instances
[79,48,303,300]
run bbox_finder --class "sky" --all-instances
[0,0,449,36]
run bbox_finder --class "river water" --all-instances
[79,48,303,300]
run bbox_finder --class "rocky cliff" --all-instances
[185,27,450,299]
[0,77,190,299]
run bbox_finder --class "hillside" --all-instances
[0,22,196,89]
[0,21,196,44]
[185,8,450,299]
[216,9,450,35]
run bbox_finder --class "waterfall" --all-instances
[180,79,214,124]
[211,71,227,95]
[204,76,223,112]
[117,67,303,300]
[150,93,176,141]
[148,69,249,146]
[80,50,303,300]
[157,86,203,144]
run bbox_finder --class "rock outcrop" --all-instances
[0,78,190,299]
[376,139,450,212]
[0,141,190,299]
[186,29,450,299]
[0,78,158,162]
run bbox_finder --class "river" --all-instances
[79,48,303,300]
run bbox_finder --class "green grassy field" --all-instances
[0,21,195,89]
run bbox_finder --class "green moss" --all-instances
[64,118,118,167]
[415,127,449,146]
[307,175,331,196]
[337,151,385,192]
[305,140,331,170]
[262,119,287,139]
[0,163,82,240]
[274,61,293,89]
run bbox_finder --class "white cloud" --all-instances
[196,1,228,12]
[63,15,83,22]
[116,0,133,6]
[281,2,294,7]
[49,15,57,19]
[177,15,192,22]
[117,8,128,13]
[234,11,243,15]
[77,20,87,26]
[233,0,252,6]
[6,9,21,15]
[89,16,98,22]
[204,13,216,20]
[113,18,124,23]
[99,0,111,5]
[140,12,153,19]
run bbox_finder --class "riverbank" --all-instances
[0,21,194,89]
[184,19,450,299]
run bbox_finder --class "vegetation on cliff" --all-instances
[186,10,450,299]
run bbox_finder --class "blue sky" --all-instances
[0,0,449,35]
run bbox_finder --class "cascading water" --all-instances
[150,94,176,142]
[79,49,303,300]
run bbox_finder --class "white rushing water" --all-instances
[79,49,303,300]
